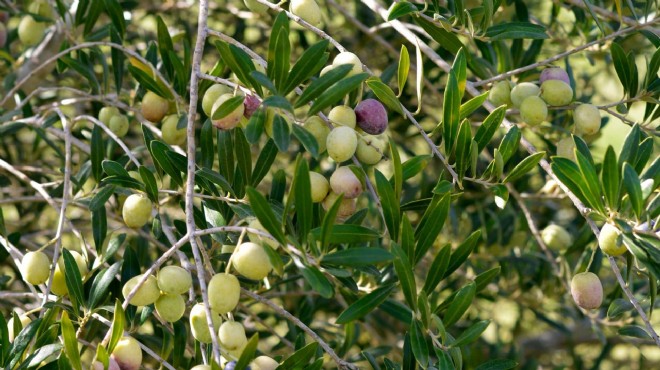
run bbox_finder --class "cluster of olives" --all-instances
[489,67,602,160]
[16,0,51,47]
[540,222,626,310]
[122,265,192,323]
[241,0,323,30]
[21,248,88,296]
[202,83,261,130]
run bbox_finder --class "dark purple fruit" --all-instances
[243,94,261,118]
[355,99,387,135]
[539,67,570,85]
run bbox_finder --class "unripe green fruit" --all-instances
[203,84,232,117]
[309,172,329,203]
[21,251,50,285]
[332,52,362,76]
[161,115,186,146]
[51,267,67,296]
[244,0,270,13]
[556,136,576,161]
[7,315,31,341]
[599,223,626,256]
[112,337,142,370]
[289,0,322,27]
[122,274,161,306]
[304,116,330,153]
[141,91,170,123]
[18,16,45,46]
[208,273,241,314]
[488,81,512,107]
[330,166,362,199]
[248,218,279,249]
[328,106,357,128]
[541,224,573,250]
[157,265,192,295]
[540,80,573,106]
[322,192,357,219]
[222,244,236,254]
[98,107,120,125]
[155,293,186,322]
[218,321,247,350]
[190,366,211,370]
[327,126,357,163]
[189,303,222,343]
[122,193,152,228]
[519,96,547,126]
[251,356,279,370]
[212,93,245,130]
[232,242,272,280]
[356,135,386,165]
[28,0,53,18]
[574,104,600,136]
[571,272,603,309]
[319,65,334,77]
[510,82,540,108]
[108,115,129,137]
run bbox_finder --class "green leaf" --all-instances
[87,262,121,309]
[276,342,318,369]
[410,319,429,368]
[503,152,544,183]
[607,298,634,319]
[320,193,343,252]
[139,166,158,203]
[322,247,393,266]
[245,109,266,144]
[415,17,464,55]
[128,65,173,100]
[388,1,419,20]
[376,170,401,242]
[402,155,431,181]
[60,312,82,370]
[268,13,291,93]
[445,230,480,278]
[619,325,651,339]
[390,139,403,202]
[575,148,605,214]
[453,49,467,99]
[107,300,125,354]
[295,64,353,108]
[452,320,490,347]
[234,129,253,186]
[623,163,644,219]
[444,282,475,326]
[293,158,312,241]
[443,70,461,155]
[391,244,417,310]
[102,160,129,178]
[246,187,287,246]
[473,106,505,152]
[498,126,521,164]
[262,95,293,113]
[551,158,591,207]
[151,141,183,188]
[459,92,489,121]
[475,267,501,292]
[7,318,42,370]
[308,73,369,116]
[62,249,85,315]
[299,264,334,298]
[366,77,403,114]
[212,95,245,120]
[91,125,103,182]
[272,115,291,152]
[311,225,380,245]
[602,146,620,210]
[485,22,549,40]
[251,140,278,186]
[291,125,319,159]
[284,40,330,94]
[215,41,262,96]
[89,185,115,212]
[234,334,259,370]
[454,119,472,180]
[398,45,410,96]
[611,43,630,96]
[336,285,396,324]
[475,359,518,370]
[423,244,451,293]
[414,193,450,264]
[619,124,640,167]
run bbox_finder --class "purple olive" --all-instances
[539,67,570,85]
[243,94,261,118]
[355,99,388,135]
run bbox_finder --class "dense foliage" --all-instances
[0,0,659,369]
